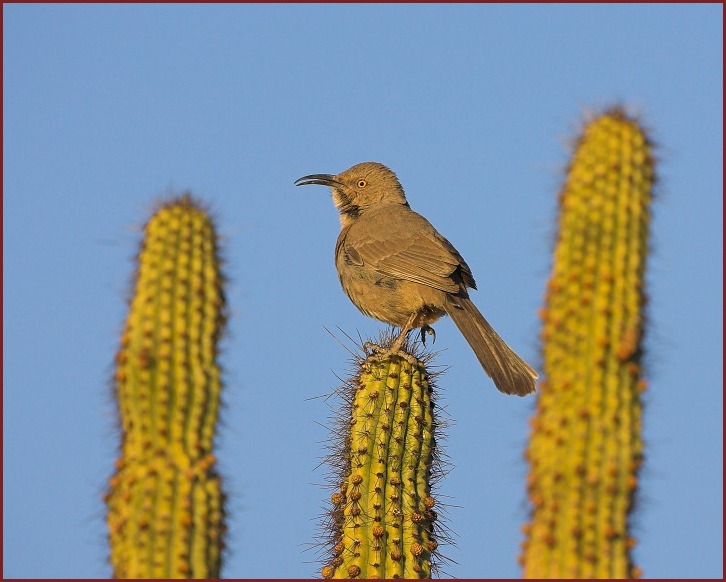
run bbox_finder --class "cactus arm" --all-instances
[323,349,442,579]
[106,195,226,578]
[521,109,653,578]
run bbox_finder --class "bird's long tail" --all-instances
[444,295,538,396]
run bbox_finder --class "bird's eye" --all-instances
[357,179,367,188]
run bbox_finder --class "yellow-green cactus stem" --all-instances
[106,194,227,578]
[321,344,444,579]
[520,108,654,579]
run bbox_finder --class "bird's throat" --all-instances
[333,190,361,225]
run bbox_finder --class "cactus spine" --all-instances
[322,348,442,579]
[106,194,226,578]
[520,108,654,578]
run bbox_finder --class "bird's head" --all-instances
[295,161,408,224]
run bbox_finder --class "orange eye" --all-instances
[357,179,367,188]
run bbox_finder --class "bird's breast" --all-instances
[335,253,445,328]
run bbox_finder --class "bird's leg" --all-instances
[365,314,420,366]
[419,324,436,346]
[389,312,419,354]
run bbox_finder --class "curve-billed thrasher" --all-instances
[295,161,537,396]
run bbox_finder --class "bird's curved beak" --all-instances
[294,174,342,188]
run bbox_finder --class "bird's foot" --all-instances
[363,341,385,356]
[367,348,419,367]
[419,325,436,347]
[363,339,418,366]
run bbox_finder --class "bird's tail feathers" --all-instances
[444,295,537,396]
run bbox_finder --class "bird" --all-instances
[295,161,537,396]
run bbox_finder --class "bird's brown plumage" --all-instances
[296,161,537,396]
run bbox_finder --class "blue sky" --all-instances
[4,3,722,578]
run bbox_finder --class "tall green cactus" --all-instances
[320,343,444,579]
[106,194,227,578]
[520,108,654,578]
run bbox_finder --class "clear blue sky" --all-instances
[4,4,722,579]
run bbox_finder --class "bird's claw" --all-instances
[419,325,436,346]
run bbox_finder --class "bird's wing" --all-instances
[344,207,477,293]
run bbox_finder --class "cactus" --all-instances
[520,108,654,578]
[106,194,227,578]
[320,340,445,579]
